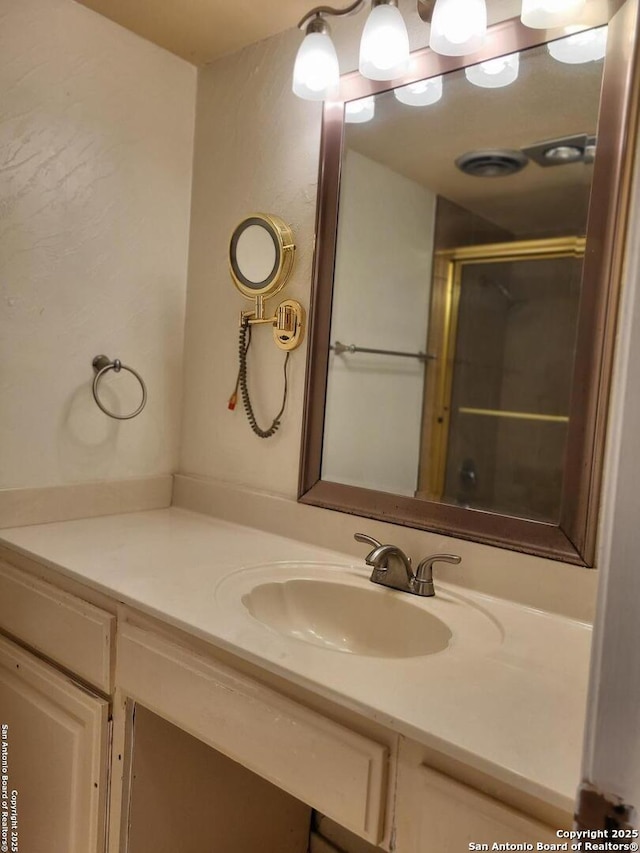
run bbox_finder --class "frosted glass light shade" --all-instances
[359,3,410,81]
[465,52,520,88]
[345,96,376,123]
[394,76,443,106]
[547,26,607,64]
[429,0,487,57]
[292,31,340,100]
[521,0,586,29]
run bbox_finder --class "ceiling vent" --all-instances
[455,149,529,178]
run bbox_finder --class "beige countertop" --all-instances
[0,506,591,815]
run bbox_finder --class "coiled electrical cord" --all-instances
[233,320,290,438]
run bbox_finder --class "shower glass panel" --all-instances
[424,241,584,523]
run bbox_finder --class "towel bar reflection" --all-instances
[331,341,435,362]
[92,355,147,420]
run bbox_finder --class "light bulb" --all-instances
[394,75,443,106]
[521,0,586,29]
[465,52,520,88]
[429,0,487,57]
[345,96,376,123]
[292,19,340,101]
[359,2,410,81]
[547,26,607,64]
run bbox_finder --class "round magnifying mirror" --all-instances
[229,214,295,300]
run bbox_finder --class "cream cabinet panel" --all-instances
[117,623,389,844]
[0,635,110,853]
[0,561,114,692]
[395,760,558,852]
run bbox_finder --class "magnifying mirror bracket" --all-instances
[240,297,306,352]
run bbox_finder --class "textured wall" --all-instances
[0,0,196,489]
[179,27,318,496]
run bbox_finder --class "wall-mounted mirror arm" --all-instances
[229,213,305,352]
[228,213,306,437]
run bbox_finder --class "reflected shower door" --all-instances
[425,240,584,523]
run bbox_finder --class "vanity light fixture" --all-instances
[465,52,520,88]
[345,95,376,122]
[429,0,487,56]
[521,0,586,29]
[359,0,410,81]
[394,75,443,106]
[547,26,607,64]
[292,15,340,100]
[293,0,599,101]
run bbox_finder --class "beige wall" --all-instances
[0,0,196,489]
[180,26,319,496]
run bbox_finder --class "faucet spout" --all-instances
[364,544,415,583]
[354,533,462,598]
[354,534,416,593]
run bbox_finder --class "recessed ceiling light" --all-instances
[522,134,592,167]
[543,144,584,163]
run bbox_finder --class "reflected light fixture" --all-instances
[547,26,608,64]
[465,52,520,88]
[345,96,376,123]
[394,75,443,106]
[521,0,586,29]
[429,0,487,56]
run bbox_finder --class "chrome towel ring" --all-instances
[92,355,147,420]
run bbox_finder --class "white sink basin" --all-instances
[242,579,452,657]
[216,562,503,659]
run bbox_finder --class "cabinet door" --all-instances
[394,759,558,853]
[0,635,110,853]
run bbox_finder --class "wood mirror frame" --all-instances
[299,1,640,566]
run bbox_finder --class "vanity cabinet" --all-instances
[0,556,575,853]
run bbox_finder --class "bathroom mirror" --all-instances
[229,213,295,299]
[300,2,639,565]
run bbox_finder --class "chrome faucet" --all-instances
[354,533,461,597]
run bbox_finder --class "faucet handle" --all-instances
[414,554,462,597]
[354,533,382,549]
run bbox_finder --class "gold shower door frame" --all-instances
[421,236,587,501]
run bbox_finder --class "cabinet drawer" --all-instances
[0,561,114,693]
[117,624,388,844]
[396,760,558,852]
